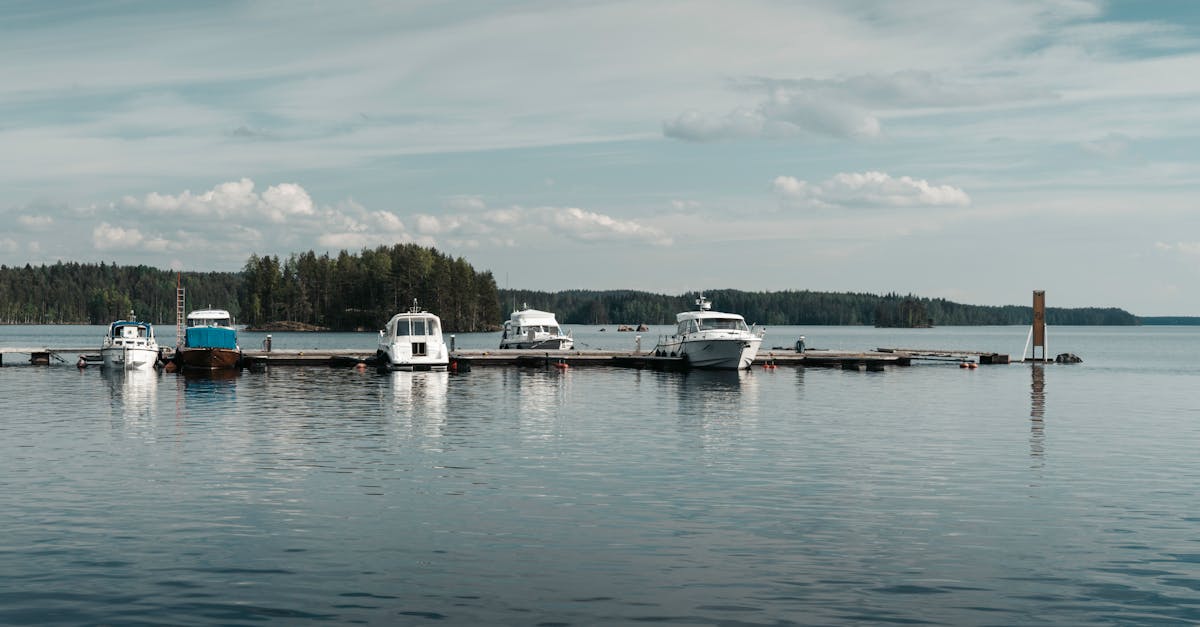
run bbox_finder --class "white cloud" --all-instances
[316,232,424,249]
[1155,241,1200,257]
[93,223,146,250]
[0,238,17,254]
[774,172,971,209]
[663,108,767,142]
[17,215,54,229]
[128,178,314,223]
[545,207,672,245]
[370,210,406,233]
[414,214,474,235]
[664,71,1047,142]
[412,203,671,247]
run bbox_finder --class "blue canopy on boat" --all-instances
[186,326,237,349]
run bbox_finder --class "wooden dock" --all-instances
[0,347,91,365]
[1,346,1026,370]
[876,347,1011,364]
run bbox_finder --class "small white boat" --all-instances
[101,314,160,370]
[378,300,450,371]
[652,295,763,369]
[499,304,573,350]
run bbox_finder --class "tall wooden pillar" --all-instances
[1031,290,1047,362]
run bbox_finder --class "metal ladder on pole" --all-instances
[175,274,186,348]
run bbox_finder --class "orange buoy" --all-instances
[554,361,569,369]
[959,362,969,368]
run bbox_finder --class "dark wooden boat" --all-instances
[176,346,242,370]
[177,308,242,371]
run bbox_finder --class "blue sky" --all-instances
[3,0,1200,314]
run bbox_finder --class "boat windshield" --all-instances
[394,317,439,337]
[697,317,748,332]
[188,317,231,327]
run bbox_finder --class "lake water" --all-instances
[2,324,1199,625]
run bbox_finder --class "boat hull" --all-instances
[499,337,574,350]
[101,346,160,370]
[176,347,242,370]
[377,344,449,372]
[657,337,762,369]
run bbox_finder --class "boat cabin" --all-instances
[110,320,154,340]
[383,312,442,357]
[185,309,238,349]
[676,314,751,335]
[187,309,234,328]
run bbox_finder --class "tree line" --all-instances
[0,262,239,325]
[498,288,1140,327]
[238,244,500,332]
[0,257,1140,329]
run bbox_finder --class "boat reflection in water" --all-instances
[668,369,760,450]
[102,368,159,423]
[181,367,242,382]
[383,371,449,438]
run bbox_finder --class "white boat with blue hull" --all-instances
[378,300,450,371]
[499,305,573,350]
[652,295,763,370]
[101,315,160,370]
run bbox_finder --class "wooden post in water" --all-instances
[1023,290,1048,362]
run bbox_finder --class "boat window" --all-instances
[395,320,411,336]
[698,317,748,331]
[412,319,427,336]
[427,319,440,335]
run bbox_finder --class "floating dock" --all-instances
[2,346,1019,370]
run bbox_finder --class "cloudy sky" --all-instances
[4,1,1200,314]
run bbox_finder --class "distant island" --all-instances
[244,321,330,332]
[0,248,1164,330]
[1139,317,1200,325]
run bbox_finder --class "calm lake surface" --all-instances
[2,324,1199,625]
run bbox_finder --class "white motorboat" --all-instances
[499,304,573,350]
[378,300,450,371]
[652,295,763,369]
[101,314,160,370]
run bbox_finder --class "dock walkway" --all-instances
[2,347,1019,370]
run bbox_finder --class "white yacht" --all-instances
[652,295,764,369]
[101,314,160,370]
[499,304,573,350]
[378,300,450,371]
